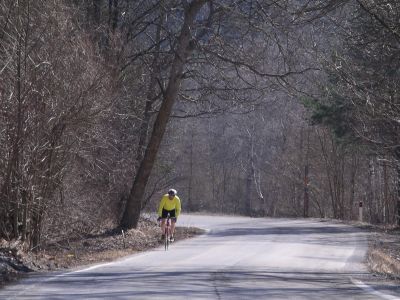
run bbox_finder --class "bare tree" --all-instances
[0,0,113,248]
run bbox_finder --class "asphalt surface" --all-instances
[1,215,399,299]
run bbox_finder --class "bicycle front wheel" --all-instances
[164,229,169,251]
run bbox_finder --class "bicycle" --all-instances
[159,214,174,251]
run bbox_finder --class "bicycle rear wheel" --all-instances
[164,228,169,251]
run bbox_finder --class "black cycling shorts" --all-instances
[161,208,176,219]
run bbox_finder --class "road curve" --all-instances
[1,215,399,299]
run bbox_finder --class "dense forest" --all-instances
[1,0,399,250]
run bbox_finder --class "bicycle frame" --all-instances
[164,215,171,250]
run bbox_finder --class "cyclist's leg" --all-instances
[169,210,177,240]
[169,222,175,242]
[160,219,166,237]
[160,209,169,239]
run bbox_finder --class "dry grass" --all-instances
[368,248,400,278]
[367,227,400,279]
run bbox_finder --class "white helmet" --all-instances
[168,189,177,196]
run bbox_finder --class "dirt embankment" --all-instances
[367,226,400,279]
[0,219,203,287]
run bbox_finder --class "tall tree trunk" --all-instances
[303,164,309,218]
[349,154,357,220]
[120,0,207,229]
[108,0,118,31]
[222,162,227,213]
[245,125,255,216]
[11,2,25,239]
[318,129,337,218]
[397,163,400,226]
[245,170,252,216]
[135,5,164,168]
[303,128,310,218]
[93,0,101,24]
[394,148,400,226]
[383,160,388,223]
[187,127,194,211]
[340,156,345,219]
[367,158,374,223]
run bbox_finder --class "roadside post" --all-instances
[359,201,363,222]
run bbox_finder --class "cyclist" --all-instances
[157,188,181,242]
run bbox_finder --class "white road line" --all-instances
[351,278,400,300]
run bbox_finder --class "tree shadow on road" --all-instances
[208,225,367,247]
[3,268,399,299]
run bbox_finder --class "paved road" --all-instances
[1,215,399,299]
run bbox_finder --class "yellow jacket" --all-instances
[158,194,181,217]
